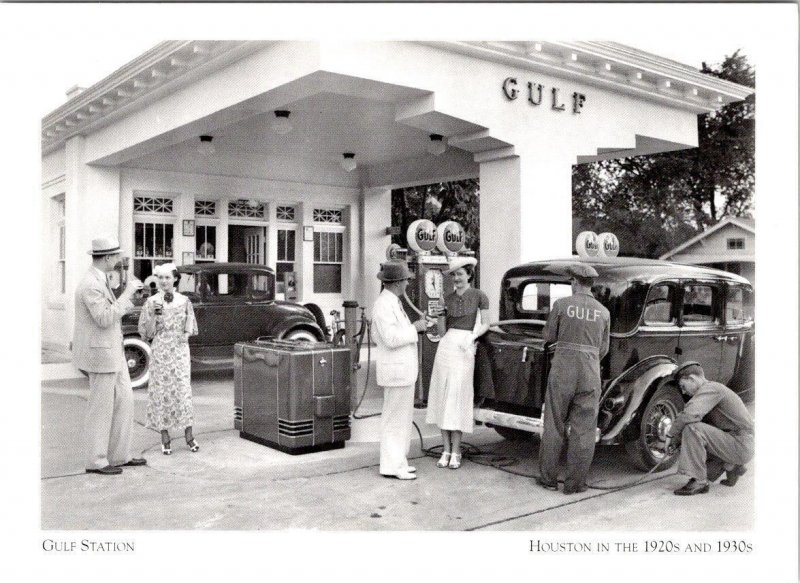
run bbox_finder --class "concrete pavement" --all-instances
[41,367,754,531]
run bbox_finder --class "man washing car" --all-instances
[666,362,754,495]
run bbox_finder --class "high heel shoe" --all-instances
[449,452,462,469]
[187,438,200,453]
[161,441,172,455]
[436,452,451,468]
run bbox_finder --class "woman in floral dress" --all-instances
[138,263,199,455]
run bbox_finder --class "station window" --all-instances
[276,228,296,293]
[196,225,216,262]
[313,231,343,293]
[133,221,174,281]
[727,238,745,250]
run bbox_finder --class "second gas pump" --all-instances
[390,219,472,407]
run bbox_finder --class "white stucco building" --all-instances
[41,40,753,352]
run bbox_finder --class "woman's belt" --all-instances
[553,341,599,355]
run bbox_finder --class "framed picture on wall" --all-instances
[183,219,195,236]
[182,252,194,265]
[303,225,314,242]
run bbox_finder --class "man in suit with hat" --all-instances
[74,236,146,475]
[538,262,610,494]
[371,261,432,480]
[665,361,754,495]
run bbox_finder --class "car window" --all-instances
[520,282,573,315]
[726,286,753,324]
[203,272,249,302]
[682,284,719,325]
[251,273,275,301]
[643,284,676,326]
[177,273,197,294]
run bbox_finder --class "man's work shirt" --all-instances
[544,291,610,358]
[671,381,754,436]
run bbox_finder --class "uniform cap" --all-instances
[564,263,599,279]
[673,361,702,380]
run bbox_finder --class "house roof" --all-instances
[659,216,755,260]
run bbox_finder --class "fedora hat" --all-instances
[88,236,122,256]
[445,256,478,274]
[377,261,414,282]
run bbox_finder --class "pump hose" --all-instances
[352,318,380,419]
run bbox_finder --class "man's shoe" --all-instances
[563,484,588,495]
[382,472,417,480]
[405,466,416,473]
[721,465,747,487]
[115,458,147,468]
[673,478,709,496]
[86,465,123,476]
[536,477,559,491]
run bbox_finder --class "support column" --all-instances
[175,191,194,264]
[361,187,392,314]
[64,136,121,350]
[296,202,314,302]
[478,151,574,322]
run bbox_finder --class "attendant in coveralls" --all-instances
[666,362,754,495]
[371,261,432,480]
[538,263,610,494]
[426,257,490,469]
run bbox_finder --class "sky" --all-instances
[40,38,749,115]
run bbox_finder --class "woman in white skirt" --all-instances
[426,257,490,469]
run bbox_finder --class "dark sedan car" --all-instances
[119,263,326,388]
[474,257,754,470]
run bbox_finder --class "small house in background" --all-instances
[659,216,755,286]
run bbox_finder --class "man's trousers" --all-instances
[539,351,601,490]
[677,422,754,482]
[379,384,415,475]
[84,367,134,470]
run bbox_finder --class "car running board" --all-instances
[474,407,601,442]
[192,357,234,366]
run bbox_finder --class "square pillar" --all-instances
[478,151,574,322]
[361,187,392,314]
[296,201,314,302]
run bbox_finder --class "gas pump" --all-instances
[390,219,470,406]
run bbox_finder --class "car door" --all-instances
[719,283,754,385]
[196,270,255,352]
[677,279,725,380]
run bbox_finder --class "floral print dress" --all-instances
[138,291,199,431]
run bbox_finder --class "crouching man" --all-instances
[666,362,754,496]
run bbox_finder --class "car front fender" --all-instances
[599,356,678,445]
[269,317,325,341]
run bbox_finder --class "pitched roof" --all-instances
[659,216,755,260]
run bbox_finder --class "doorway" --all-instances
[228,225,267,265]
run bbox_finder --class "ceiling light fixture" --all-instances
[197,135,215,156]
[341,152,357,172]
[271,110,293,135]
[426,134,446,156]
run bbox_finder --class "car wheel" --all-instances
[283,329,319,342]
[124,336,151,389]
[303,303,329,340]
[624,384,684,471]
[493,425,537,442]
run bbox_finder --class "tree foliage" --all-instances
[572,51,755,258]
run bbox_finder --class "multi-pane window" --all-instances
[228,199,266,219]
[276,205,296,222]
[196,225,216,262]
[313,231,343,293]
[727,238,745,250]
[54,196,65,294]
[133,222,174,281]
[313,208,343,224]
[134,196,173,214]
[195,200,217,217]
[276,228,296,293]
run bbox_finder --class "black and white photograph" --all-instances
[1,1,797,581]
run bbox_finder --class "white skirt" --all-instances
[425,328,475,433]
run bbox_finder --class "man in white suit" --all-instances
[371,261,431,480]
[73,236,146,475]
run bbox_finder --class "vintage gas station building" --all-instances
[41,41,752,351]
